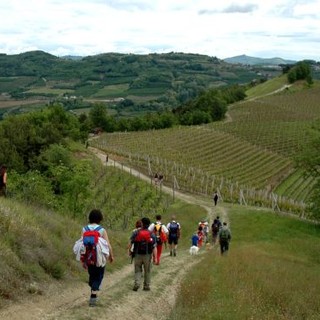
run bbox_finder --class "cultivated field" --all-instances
[92,79,320,215]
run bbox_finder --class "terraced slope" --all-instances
[91,80,320,213]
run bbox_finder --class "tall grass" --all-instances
[169,205,320,320]
[0,183,207,307]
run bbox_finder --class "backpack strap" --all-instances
[84,225,103,232]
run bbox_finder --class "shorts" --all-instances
[168,236,178,245]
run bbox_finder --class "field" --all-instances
[91,77,320,215]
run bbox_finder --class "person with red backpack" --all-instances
[81,209,114,306]
[148,214,168,265]
[130,217,157,291]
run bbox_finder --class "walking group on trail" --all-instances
[190,215,232,256]
[129,214,181,291]
[74,210,181,306]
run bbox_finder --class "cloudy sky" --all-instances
[1,0,319,61]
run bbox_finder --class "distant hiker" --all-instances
[130,217,157,291]
[154,172,159,185]
[0,165,7,197]
[167,215,181,257]
[197,225,204,248]
[106,154,109,163]
[218,222,231,255]
[148,214,168,265]
[211,216,222,244]
[213,191,219,206]
[198,220,209,243]
[73,209,114,307]
[191,231,199,247]
[190,232,200,255]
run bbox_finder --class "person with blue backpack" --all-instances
[166,215,181,257]
[80,209,114,306]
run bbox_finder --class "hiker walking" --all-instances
[197,225,204,248]
[211,216,222,244]
[218,222,231,255]
[167,215,181,257]
[0,165,7,197]
[198,220,209,243]
[130,217,157,291]
[154,172,159,186]
[128,220,142,262]
[213,191,219,206]
[76,209,114,306]
[149,214,168,265]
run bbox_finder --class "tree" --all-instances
[287,61,312,84]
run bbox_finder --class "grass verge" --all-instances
[169,204,320,320]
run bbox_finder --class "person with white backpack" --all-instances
[73,209,114,306]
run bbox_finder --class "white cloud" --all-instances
[0,0,319,60]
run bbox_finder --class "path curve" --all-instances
[0,148,228,320]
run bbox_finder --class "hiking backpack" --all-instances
[81,225,102,267]
[169,221,180,239]
[154,223,166,245]
[220,229,229,241]
[134,229,154,254]
[212,223,220,234]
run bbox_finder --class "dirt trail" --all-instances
[0,148,228,320]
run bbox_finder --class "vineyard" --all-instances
[91,79,320,216]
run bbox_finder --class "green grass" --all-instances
[26,88,74,95]
[0,154,206,306]
[169,204,320,320]
[92,81,320,209]
[91,84,130,98]
[245,75,288,99]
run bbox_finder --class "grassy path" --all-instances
[0,148,228,320]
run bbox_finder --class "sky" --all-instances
[0,0,319,61]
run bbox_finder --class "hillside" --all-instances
[0,155,319,319]
[91,77,320,214]
[0,50,281,118]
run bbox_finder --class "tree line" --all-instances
[86,85,246,132]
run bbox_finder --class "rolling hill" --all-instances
[91,76,320,215]
[224,54,297,65]
[0,50,282,118]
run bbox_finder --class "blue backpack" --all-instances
[169,222,180,238]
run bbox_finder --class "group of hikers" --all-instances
[191,216,232,255]
[129,214,181,292]
[74,211,181,306]
[74,208,232,307]
[154,172,164,186]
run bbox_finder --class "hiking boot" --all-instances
[89,297,97,307]
[173,249,176,257]
[132,285,140,291]
[143,286,150,291]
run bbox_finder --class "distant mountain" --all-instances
[224,54,296,66]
